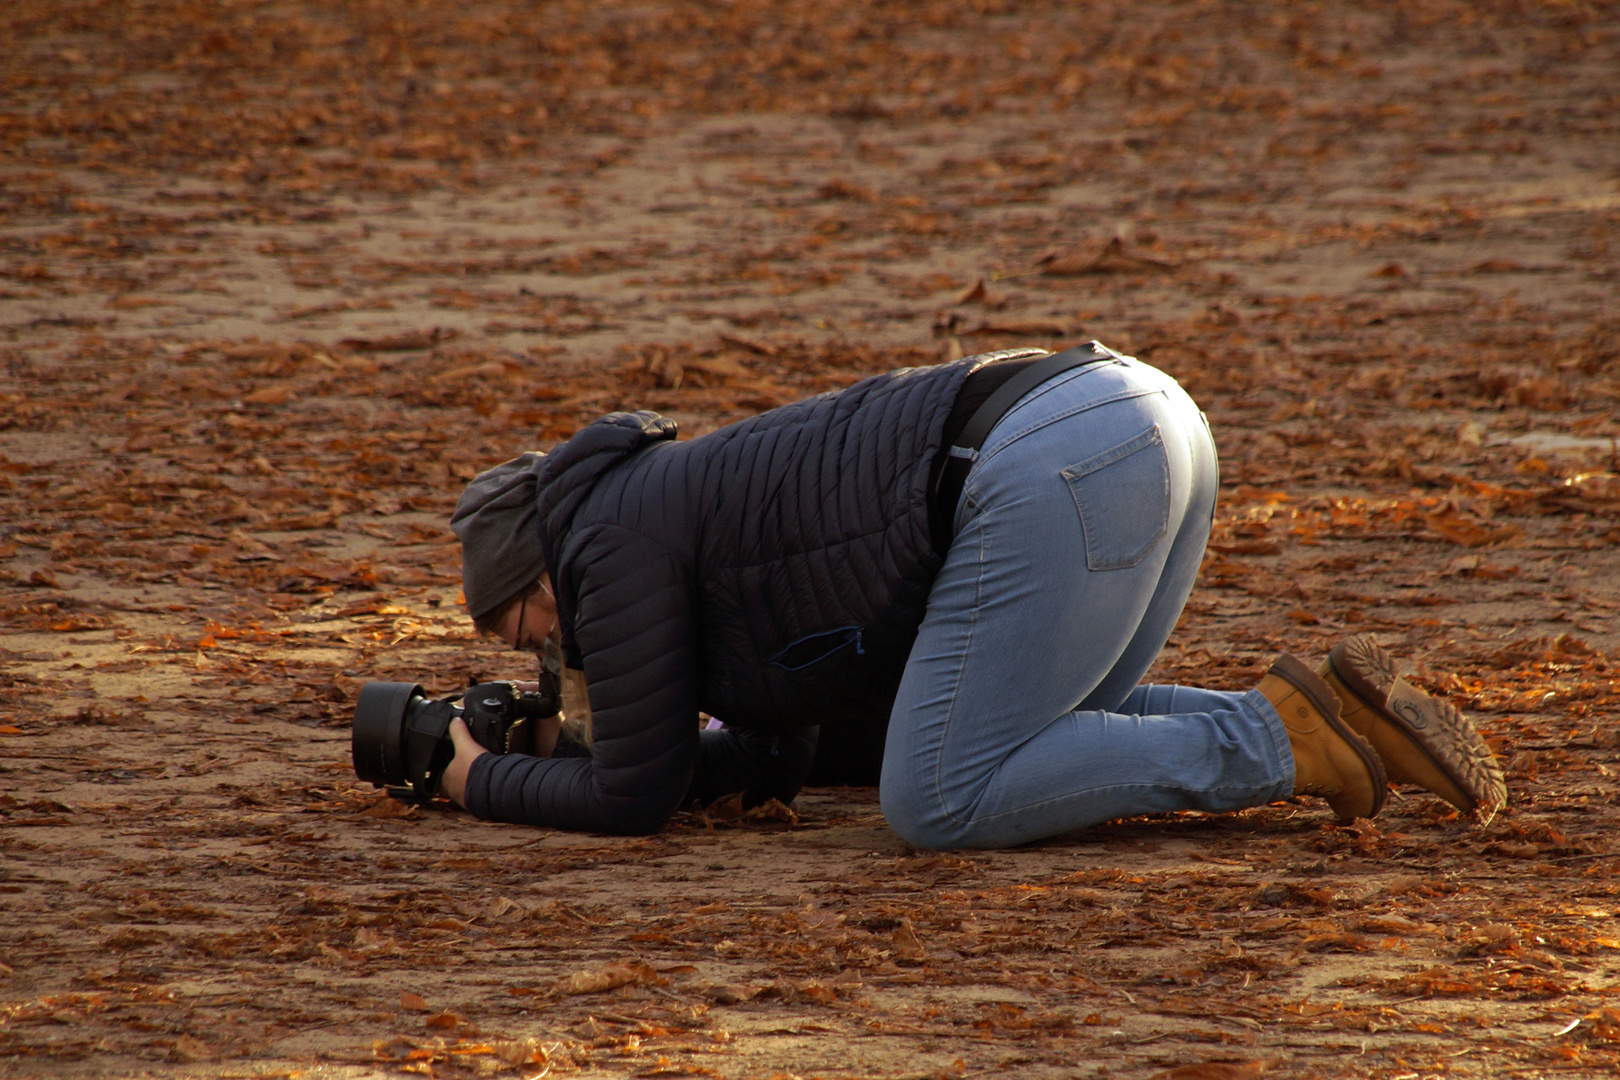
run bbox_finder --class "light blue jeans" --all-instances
[880,356,1295,849]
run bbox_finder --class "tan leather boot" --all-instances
[1319,635,1507,824]
[1258,654,1386,822]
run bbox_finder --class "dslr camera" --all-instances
[351,669,561,802]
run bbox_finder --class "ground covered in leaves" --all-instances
[3,1,1620,1077]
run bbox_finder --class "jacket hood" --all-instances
[535,410,679,543]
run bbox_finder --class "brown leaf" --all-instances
[241,384,291,405]
[951,277,1006,308]
[428,361,507,384]
[1424,513,1522,548]
[168,1035,213,1063]
[1038,237,1177,275]
[742,797,799,824]
[109,294,169,310]
[1557,472,1620,504]
[339,327,457,351]
[703,791,746,820]
[359,797,419,819]
[1149,1061,1274,1080]
[1360,915,1443,937]
[1507,750,1539,780]
[654,356,684,389]
[423,1011,459,1029]
[818,178,875,201]
[486,896,526,921]
[707,983,761,1005]
[225,528,279,560]
[796,979,838,1004]
[400,991,430,1012]
[566,961,662,995]
[1208,540,1281,556]
[892,918,927,963]
[271,509,339,530]
[954,277,988,304]
[685,355,752,381]
[963,318,1071,337]
[717,332,777,356]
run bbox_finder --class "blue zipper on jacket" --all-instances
[768,626,865,672]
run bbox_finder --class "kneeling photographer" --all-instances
[351,448,820,830]
[351,346,1504,847]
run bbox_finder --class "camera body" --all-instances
[351,674,561,802]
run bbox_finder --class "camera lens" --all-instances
[351,678,564,801]
[351,681,426,788]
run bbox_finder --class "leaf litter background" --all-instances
[2,1,1620,1077]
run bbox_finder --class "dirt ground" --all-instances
[3,1,1620,1077]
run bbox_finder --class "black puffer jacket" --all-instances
[462,359,975,833]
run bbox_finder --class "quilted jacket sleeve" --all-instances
[462,525,700,834]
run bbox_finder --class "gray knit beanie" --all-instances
[450,451,548,620]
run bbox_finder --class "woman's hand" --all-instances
[438,717,489,808]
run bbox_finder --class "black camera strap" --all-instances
[932,340,1121,519]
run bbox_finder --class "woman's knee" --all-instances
[879,771,989,850]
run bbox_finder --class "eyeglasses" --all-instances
[510,589,528,652]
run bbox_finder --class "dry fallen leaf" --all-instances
[962,318,1072,337]
[1424,512,1523,548]
[1149,1061,1275,1080]
[338,327,457,351]
[566,961,662,995]
[168,1035,212,1063]
[1037,237,1177,275]
[892,919,927,963]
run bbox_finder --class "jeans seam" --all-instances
[1243,687,1297,794]
[930,512,986,833]
[967,777,1276,828]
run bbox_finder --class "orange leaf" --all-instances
[241,385,291,406]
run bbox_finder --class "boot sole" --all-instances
[1270,654,1387,821]
[1325,636,1507,824]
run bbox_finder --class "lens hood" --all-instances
[351,681,424,787]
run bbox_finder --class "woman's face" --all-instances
[498,574,558,652]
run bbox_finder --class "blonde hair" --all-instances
[475,579,594,752]
[560,665,592,749]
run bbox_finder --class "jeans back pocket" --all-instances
[1060,424,1170,571]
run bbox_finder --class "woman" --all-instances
[441,343,1505,847]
